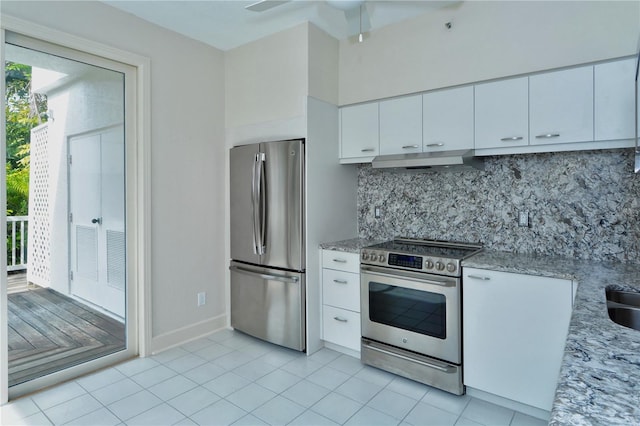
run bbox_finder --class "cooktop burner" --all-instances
[366,238,481,259]
[361,238,482,277]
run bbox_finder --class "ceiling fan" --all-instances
[246,0,371,40]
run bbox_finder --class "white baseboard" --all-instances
[323,341,360,359]
[465,387,551,421]
[150,314,228,355]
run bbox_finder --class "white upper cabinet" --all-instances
[529,66,594,145]
[339,57,634,162]
[379,95,422,155]
[594,58,636,141]
[475,77,529,149]
[423,86,474,152]
[340,102,379,161]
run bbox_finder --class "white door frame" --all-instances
[0,17,151,403]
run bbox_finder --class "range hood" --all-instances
[371,149,484,171]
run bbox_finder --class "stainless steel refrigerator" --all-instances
[229,139,306,351]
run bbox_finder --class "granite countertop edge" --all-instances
[319,238,381,253]
[320,241,640,424]
[463,250,640,425]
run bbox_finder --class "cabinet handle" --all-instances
[535,133,560,139]
[333,279,348,284]
[500,136,524,142]
[402,145,419,149]
[332,258,347,263]
[333,316,348,322]
[467,274,491,281]
[361,148,375,152]
[426,143,444,147]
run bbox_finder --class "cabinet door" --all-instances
[423,86,474,152]
[340,103,379,159]
[462,267,573,411]
[595,58,636,141]
[475,77,529,149]
[530,66,594,145]
[379,95,422,155]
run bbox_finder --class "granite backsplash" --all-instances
[357,149,640,264]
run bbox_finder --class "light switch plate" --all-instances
[518,211,529,227]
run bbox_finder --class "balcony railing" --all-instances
[7,216,28,272]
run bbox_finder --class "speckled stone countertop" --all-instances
[463,250,640,425]
[319,238,382,253]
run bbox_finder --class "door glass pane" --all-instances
[369,282,446,339]
[5,43,126,387]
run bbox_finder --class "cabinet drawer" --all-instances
[323,305,361,352]
[322,250,360,273]
[323,268,360,312]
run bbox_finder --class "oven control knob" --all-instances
[446,263,456,273]
[435,261,445,271]
[362,252,369,261]
[378,254,386,263]
[425,259,434,269]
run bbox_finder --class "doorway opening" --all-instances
[4,34,136,394]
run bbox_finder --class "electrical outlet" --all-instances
[374,206,381,218]
[518,211,529,227]
[197,292,206,306]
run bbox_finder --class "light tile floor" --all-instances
[0,329,548,426]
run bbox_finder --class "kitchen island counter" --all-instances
[463,250,640,425]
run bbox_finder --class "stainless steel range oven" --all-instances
[360,238,482,395]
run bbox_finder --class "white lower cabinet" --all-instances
[321,249,361,352]
[322,305,361,352]
[462,267,573,411]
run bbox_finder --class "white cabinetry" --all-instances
[379,95,422,155]
[340,57,635,162]
[475,77,529,149]
[321,250,361,352]
[423,86,474,152]
[463,267,573,411]
[529,66,594,146]
[594,58,636,141]
[340,103,379,162]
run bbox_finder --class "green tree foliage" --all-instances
[5,62,47,216]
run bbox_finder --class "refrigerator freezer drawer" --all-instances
[230,261,306,351]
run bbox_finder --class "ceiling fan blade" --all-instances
[246,0,291,12]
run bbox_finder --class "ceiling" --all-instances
[103,1,459,51]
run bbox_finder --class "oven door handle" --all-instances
[363,340,456,373]
[360,266,454,287]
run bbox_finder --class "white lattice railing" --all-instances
[7,216,28,271]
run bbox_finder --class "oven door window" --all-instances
[369,281,446,339]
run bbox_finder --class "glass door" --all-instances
[3,32,137,398]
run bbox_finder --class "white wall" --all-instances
[339,1,640,105]
[225,23,309,130]
[1,1,227,352]
[308,24,339,106]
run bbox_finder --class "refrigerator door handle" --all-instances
[251,153,260,255]
[229,265,299,283]
[257,152,266,255]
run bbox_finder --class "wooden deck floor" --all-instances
[7,276,125,387]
